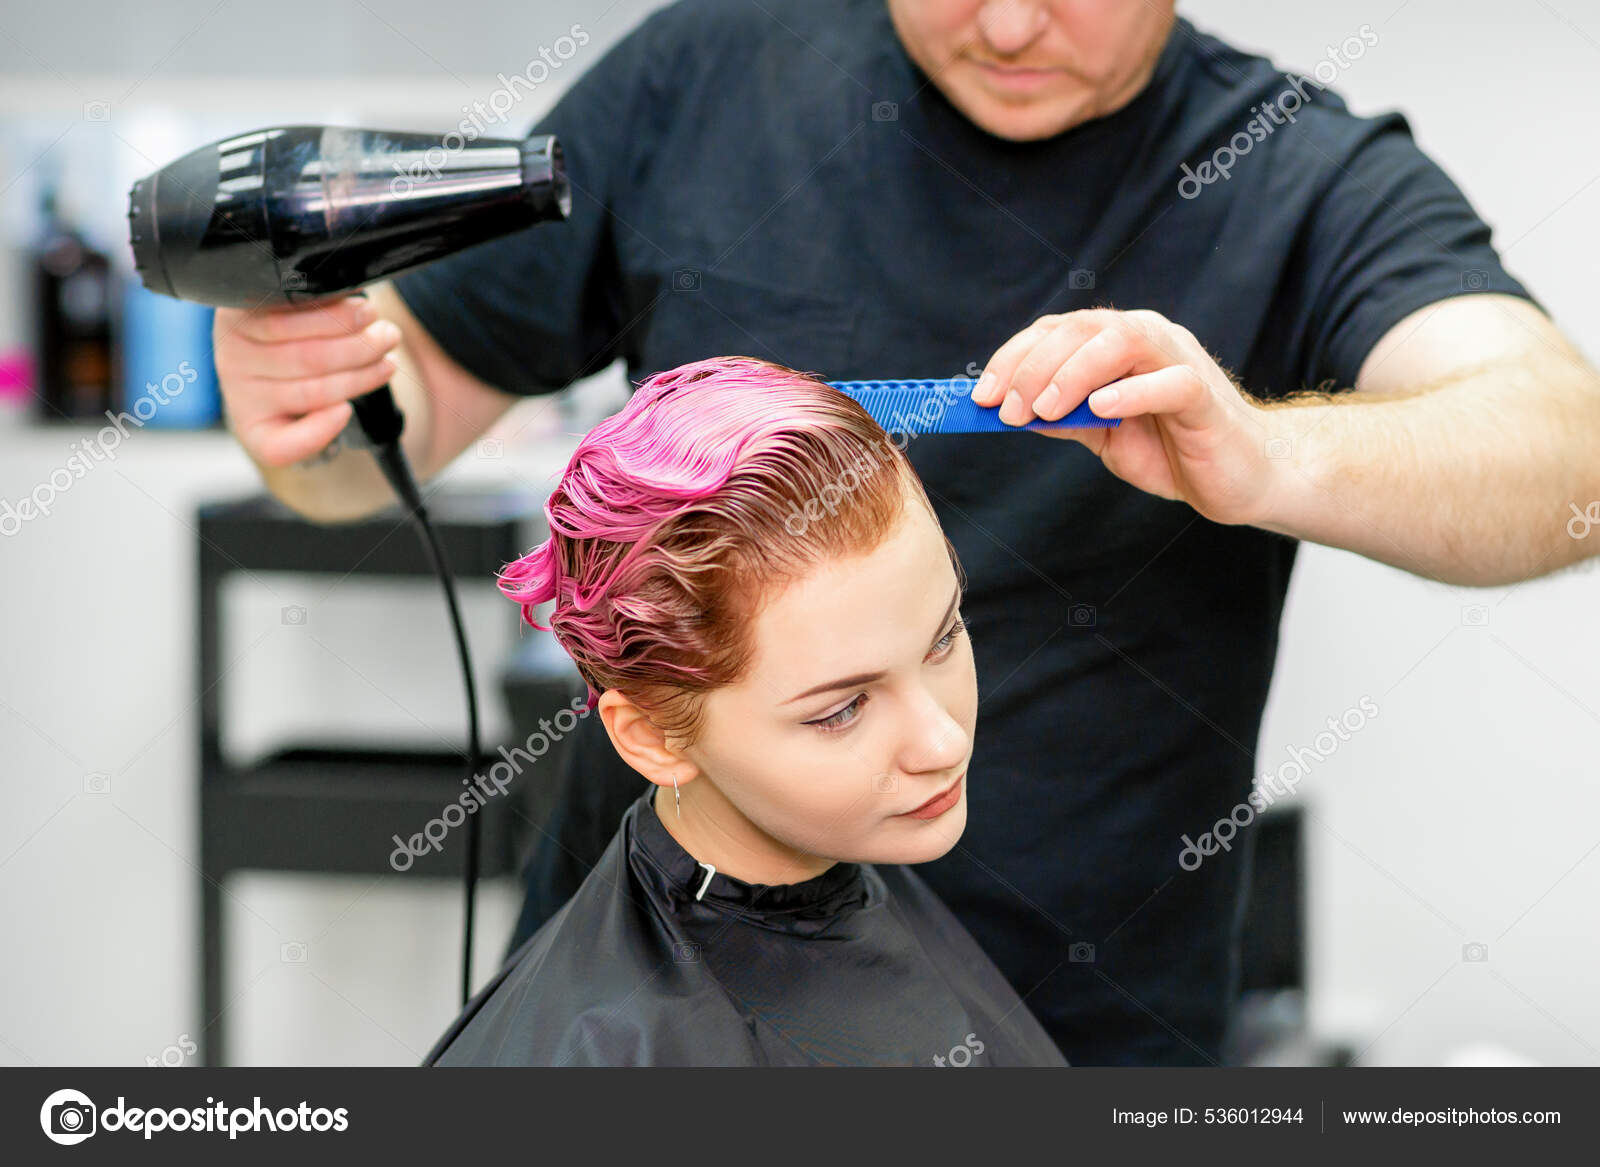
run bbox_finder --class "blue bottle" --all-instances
[120,279,220,427]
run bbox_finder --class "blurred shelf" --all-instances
[195,484,554,1066]
[204,745,523,878]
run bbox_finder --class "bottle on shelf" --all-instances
[34,188,118,423]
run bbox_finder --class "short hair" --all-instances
[496,355,960,746]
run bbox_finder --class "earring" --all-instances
[674,774,681,819]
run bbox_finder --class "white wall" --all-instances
[1,0,1597,1066]
[1187,0,1600,1065]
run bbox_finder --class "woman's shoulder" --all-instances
[423,801,756,1066]
[870,861,1009,968]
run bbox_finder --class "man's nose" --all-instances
[976,1,1050,57]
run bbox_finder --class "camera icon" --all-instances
[672,941,701,963]
[1566,501,1600,540]
[672,268,701,292]
[49,1098,96,1139]
[281,605,307,626]
[1265,436,1292,460]
[874,774,898,793]
[477,437,503,459]
[1068,268,1096,290]
[83,101,110,122]
[1069,603,1096,627]
[281,941,307,963]
[872,100,898,122]
[1460,604,1489,627]
[1068,941,1096,963]
[1460,269,1490,291]
[1462,942,1489,963]
[280,271,308,291]
[83,772,110,794]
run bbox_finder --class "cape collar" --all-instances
[627,788,872,924]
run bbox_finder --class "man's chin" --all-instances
[947,93,1086,142]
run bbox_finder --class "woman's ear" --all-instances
[596,689,700,790]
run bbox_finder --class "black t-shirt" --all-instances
[393,0,1536,1065]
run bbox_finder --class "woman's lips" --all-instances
[899,772,965,820]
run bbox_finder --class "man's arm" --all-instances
[1255,294,1600,586]
[222,281,522,524]
[974,296,1600,589]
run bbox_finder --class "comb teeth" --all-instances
[828,379,1119,433]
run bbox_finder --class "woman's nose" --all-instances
[898,691,969,776]
[976,1,1050,57]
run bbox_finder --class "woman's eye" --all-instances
[805,618,965,735]
[930,616,967,659]
[808,694,866,733]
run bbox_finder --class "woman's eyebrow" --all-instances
[780,585,963,705]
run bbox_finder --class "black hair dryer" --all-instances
[128,124,567,304]
[128,124,568,454]
[127,126,570,1025]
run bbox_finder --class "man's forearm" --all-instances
[254,427,416,523]
[1253,354,1600,587]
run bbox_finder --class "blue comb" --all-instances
[828,379,1119,433]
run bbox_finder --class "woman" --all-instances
[424,355,1067,1067]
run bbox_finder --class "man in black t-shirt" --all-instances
[214,0,1600,1065]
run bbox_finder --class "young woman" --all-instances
[424,355,1067,1067]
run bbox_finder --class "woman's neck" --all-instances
[651,782,836,887]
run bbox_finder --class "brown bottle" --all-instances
[35,190,117,421]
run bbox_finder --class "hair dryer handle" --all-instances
[350,383,405,446]
[334,291,424,514]
[344,289,404,446]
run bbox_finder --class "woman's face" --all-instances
[672,496,977,879]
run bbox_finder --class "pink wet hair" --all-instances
[496,355,957,746]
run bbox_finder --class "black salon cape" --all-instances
[424,789,1068,1067]
[394,0,1538,1064]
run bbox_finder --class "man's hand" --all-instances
[214,295,401,468]
[975,296,1600,586]
[972,308,1279,527]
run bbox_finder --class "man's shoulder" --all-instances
[580,0,799,116]
[1162,18,1423,198]
[1176,18,1394,139]
[627,0,793,53]
[622,0,874,73]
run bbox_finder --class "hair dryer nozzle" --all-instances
[128,126,570,309]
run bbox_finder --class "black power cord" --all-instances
[347,362,482,1011]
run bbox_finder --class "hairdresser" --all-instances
[211,0,1600,1065]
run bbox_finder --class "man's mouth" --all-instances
[970,58,1064,88]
